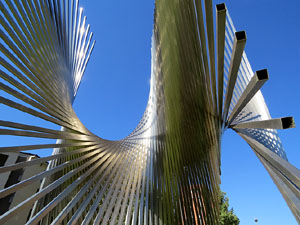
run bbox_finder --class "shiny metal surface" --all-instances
[0,0,299,224]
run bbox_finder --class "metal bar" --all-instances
[0,149,105,224]
[259,154,300,201]
[0,144,103,173]
[194,0,213,106]
[258,156,300,224]
[231,117,295,130]
[239,133,300,188]
[0,120,92,136]
[204,0,217,112]
[0,128,99,141]
[26,144,121,225]
[216,3,227,122]
[0,141,98,152]
[222,30,247,123]
[227,69,269,126]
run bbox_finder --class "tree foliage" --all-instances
[219,192,240,225]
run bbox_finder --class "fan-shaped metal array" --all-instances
[0,0,299,224]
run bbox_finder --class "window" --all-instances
[0,154,8,167]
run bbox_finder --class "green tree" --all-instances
[219,192,240,225]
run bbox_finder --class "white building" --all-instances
[0,152,47,225]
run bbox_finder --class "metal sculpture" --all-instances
[0,0,299,224]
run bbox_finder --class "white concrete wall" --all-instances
[0,153,47,225]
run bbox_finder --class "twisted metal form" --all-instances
[0,0,299,224]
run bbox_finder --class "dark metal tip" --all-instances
[216,3,226,11]
[235,31,246,41]
[281,117,295,129]
[256,69,269,80]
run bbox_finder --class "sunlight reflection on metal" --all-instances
[0,0,299,224]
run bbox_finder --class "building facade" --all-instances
[0,152,47,225]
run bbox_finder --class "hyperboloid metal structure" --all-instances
[0,0,299,224]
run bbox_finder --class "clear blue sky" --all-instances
[0,0,299,224]
[73,0,300,224]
